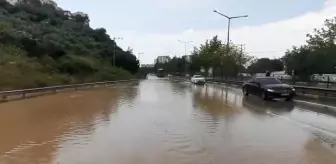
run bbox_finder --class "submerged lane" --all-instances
[0,78,336,164]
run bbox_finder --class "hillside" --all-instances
[0,0,139,90]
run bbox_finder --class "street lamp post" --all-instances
[213,10,248,78]
[178,40,193,75]
[178,40,193,56]
[113,37,123,67]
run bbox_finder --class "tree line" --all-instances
[155,36,281,78]
[156,17,336,81]
[0,0,139,89]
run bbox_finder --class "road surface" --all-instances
[0,77,336,164]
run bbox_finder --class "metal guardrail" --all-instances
[294,85,336,97]
[0,80,136,101]
[206,79,336,97]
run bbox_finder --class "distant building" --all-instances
[254,73,266,77]
[141,64,154,68]
[155,56,171,64]
[271,71,292,80]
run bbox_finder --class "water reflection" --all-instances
[171,82,188,95]
[0,87,123,164]
[192,86,241,117]
[243,96,295,116]
[0,80,336,164]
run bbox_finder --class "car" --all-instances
[242,77,296,101]
[191,75,206,85]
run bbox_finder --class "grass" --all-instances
[0,46,132,91]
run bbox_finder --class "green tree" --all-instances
[247,58,284,74]
[284,17,336,80]
[0,0,138,89]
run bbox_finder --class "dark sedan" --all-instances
[242,77,296,101]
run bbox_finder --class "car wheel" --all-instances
[243,87,249,96]
[285,96,293,101]
[261,92,268,100]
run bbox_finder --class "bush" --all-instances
[0,0,139,90]
[0,46,131,90]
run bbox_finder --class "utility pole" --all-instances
[178,40,193,75]
[213,10,248,79]
[113,37,123,67]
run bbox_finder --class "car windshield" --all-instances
[257,78,282,84]
[194,75,203,78]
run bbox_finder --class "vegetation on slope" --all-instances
[0,0,138,90]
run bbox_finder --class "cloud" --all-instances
[54,0,336,64]
[150,0,211,9]
[325,0,336,6]
[114,0,336,64]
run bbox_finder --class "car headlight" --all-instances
[267,89,275,92]
[292,88,296,91]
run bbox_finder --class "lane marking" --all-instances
[267,111,336,137]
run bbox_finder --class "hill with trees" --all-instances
[0,0,139,90]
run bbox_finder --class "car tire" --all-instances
[243,87,249,96]
[261,92,268,100]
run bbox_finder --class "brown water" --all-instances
[0,78,336,164]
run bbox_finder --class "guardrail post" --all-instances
[327,76,330,88]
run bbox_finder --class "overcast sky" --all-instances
[55,0,336,64]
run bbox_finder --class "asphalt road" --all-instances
[0,77,336,164]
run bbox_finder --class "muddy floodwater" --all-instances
[1,78,336,164]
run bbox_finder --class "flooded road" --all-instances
[1,78,336,164]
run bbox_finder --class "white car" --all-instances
[191,75,206,84]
